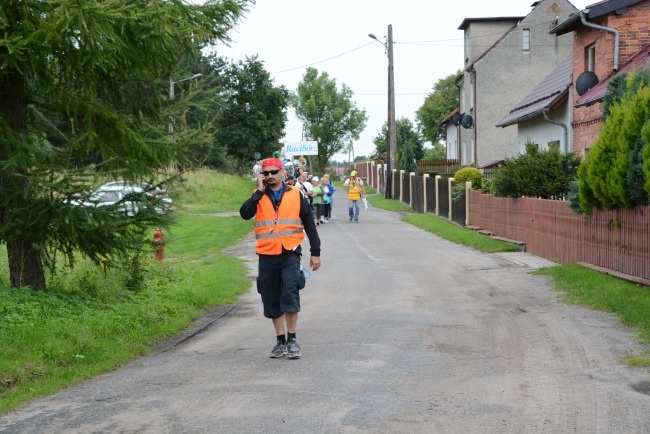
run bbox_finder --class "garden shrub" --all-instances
[578,76,650,212]
[453,167,483,190]
[451,167,483,202]
[628,137,648,206]
[643,112,650,198]
[491,144,580,199]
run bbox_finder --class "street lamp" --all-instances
[369,25,396,199]
[168,73,202,133]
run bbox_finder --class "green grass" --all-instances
[403,213,521,253]
[366,193,413,212]
[177,168,256,213]
[535,264,650,366]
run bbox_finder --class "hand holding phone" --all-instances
[257,175,266,191]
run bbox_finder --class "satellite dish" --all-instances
[253,152,261,160]
[576,71,599,96]
[451,113,463,126]
[461,114,474,129]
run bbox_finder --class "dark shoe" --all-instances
[286,338,302,359]
[270,342,287,358]
[354,219,359,223]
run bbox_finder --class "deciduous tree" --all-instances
[372,117,425,161]
[213,55,289,175]
[293,68,367,169]
[416,71,461,144]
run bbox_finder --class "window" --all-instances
[587,44,596,71]
[522,29,530,51]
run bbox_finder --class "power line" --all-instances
[271,42,375,74]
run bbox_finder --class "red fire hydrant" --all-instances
[153,228,165,262]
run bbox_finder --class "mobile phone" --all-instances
[262,179,267,186]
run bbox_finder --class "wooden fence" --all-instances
[469,191,650,282]
[353,162,650,284]
[417,159,461,175]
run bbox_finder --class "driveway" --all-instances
[1,201,649,433]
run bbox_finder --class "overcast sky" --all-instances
[212,0,590,162]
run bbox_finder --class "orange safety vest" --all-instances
[254,186,305,255]
[348,180,362,201]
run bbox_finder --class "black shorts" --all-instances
[257,252,303,319]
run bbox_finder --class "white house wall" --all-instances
[446,123,458,159]
[516,101,573,154]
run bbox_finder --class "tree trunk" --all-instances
[1,68,47,290]
[6,237,47,290]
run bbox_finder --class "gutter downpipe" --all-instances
[543,108,569,153]
[472,67,477,166]
[580,9,619,72]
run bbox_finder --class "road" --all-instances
[1,200,649,433]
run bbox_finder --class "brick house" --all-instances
[550,0,650,155]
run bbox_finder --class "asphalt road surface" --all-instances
[1,200,649,433]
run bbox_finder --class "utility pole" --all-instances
[369,25,396,198]
[386,25,396,199]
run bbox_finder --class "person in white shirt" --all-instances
[296,171,314,203]
[252,160,262,180]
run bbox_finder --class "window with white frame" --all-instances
[522,29,530,51]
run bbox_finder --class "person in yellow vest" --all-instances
[343,170,366,222]
[240,158,321,359]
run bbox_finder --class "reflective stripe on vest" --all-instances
[254,187,305,255]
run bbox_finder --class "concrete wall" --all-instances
[464,20,520,68]
[458,0,577,167]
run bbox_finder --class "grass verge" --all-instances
[534,264,650,366]
[0,170,255,414]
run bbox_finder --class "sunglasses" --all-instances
[262,169,280,176]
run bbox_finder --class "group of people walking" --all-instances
[293,172,335,226]
[240,157,368,360]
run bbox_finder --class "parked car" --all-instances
[69,181,172,217]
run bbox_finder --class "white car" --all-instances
[71,181,172,217]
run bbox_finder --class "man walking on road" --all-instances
[240,158,321,359]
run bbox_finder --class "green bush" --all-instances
[643,115,650,197]
[491,144,580,199]
[578,77,650,213]
[628,137,648,206]
[453,167,483,190]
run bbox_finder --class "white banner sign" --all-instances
[284,141,318,156]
